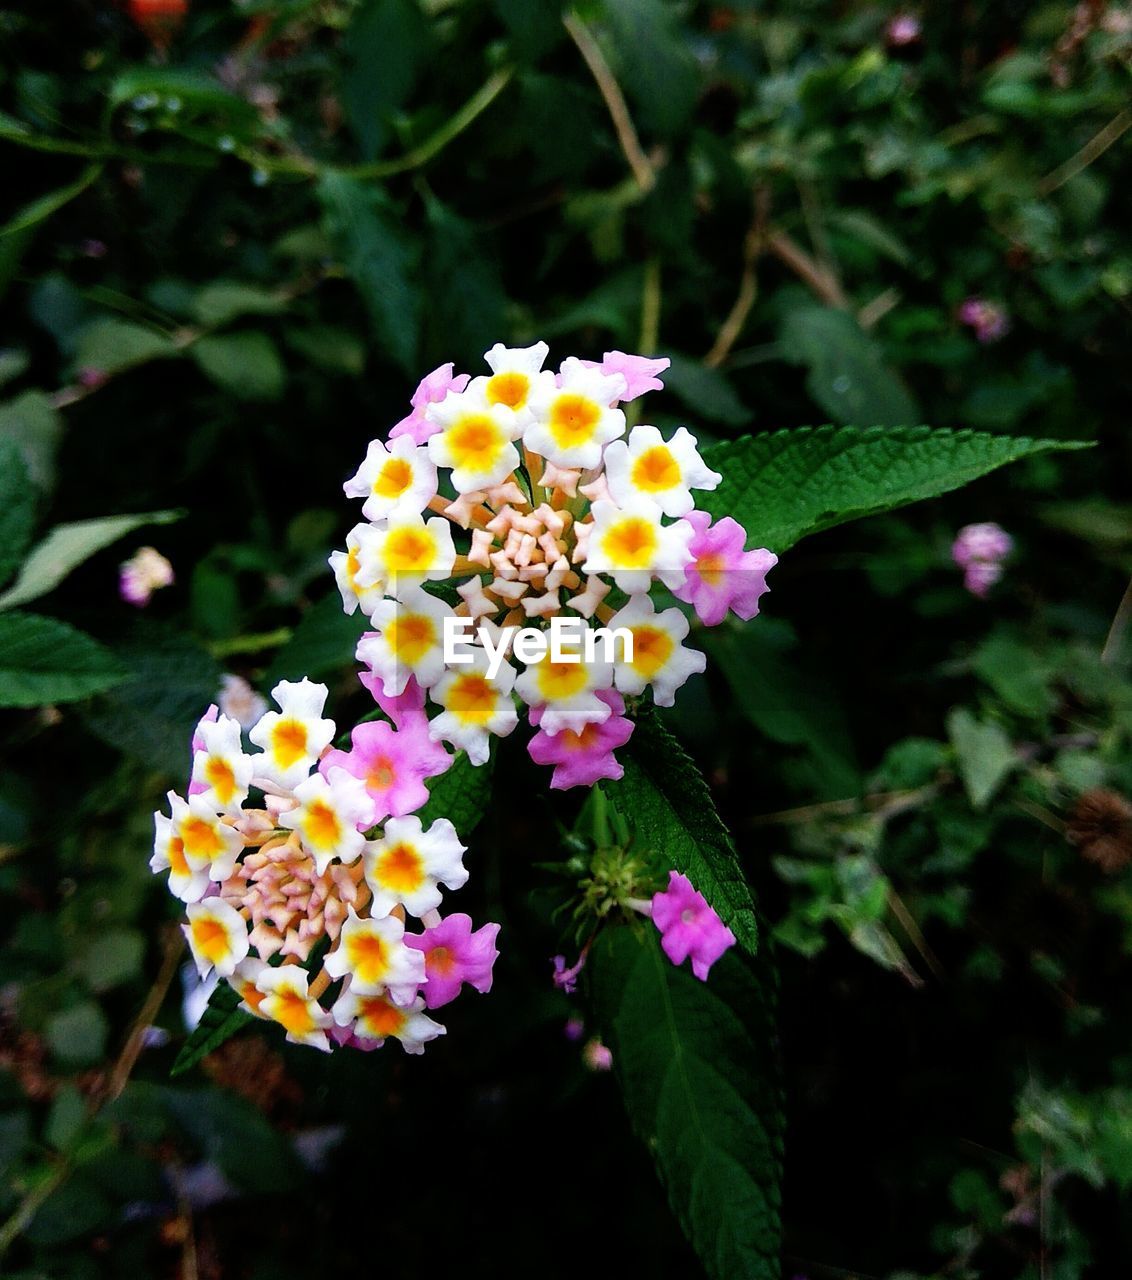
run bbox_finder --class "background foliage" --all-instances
[1,0,1131,1276]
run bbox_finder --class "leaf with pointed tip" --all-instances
[170,980,253,1078]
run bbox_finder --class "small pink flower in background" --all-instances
[578,350,670,401]
[388,362,470,444]
[78,367,109,390]
[673,511,777,627]
[528,689,635,790]
[582,1038,613,1071]
[405,912,499,1008]
[952,521,1013,598]
[651,870,736,981]
[958,297,1010,344]
[886,13,921,46]
[552,952,586,994]
[564,1016,586,1042]
[119,546,174,607]
[218,674,267,731]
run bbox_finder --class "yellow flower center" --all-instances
[388,612,435,663]
[374,456,414,498]
[366,755,396,791]
[537,659,590,702]
[628,625,673,677]
[447,414,505,472]
[446,674,498,724]
[181,816,224,862]
[374,841,426,894]
[601,516,658,568]
[358,995,405,1038]
[548,394,601,448]
[305,798,341,850]
[167,835,189,876]
[204,756,237,805]
[346,931,391,985]
[427,945,455,976]
[272,987,315,1037]
[384,527,437,574]
[237,980,266,1015]
[191,915,232,965]
[271,718,309,769]
[486,371,530,409]
[346,545,362,584]
[631,445,681,492]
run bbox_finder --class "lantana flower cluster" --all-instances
[150,677,499,1054]
[332,342,777,788]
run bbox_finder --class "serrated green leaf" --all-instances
[947,707,1017,810]
[609,713,759,955]
[0,509,181,611]
[701,426,1090,555]
[0,613,125,708]
[417,749,493,834]
[0,439,35,590]
[191,332,286,401]
[170,981,253,1078]
[589,926,782,1280]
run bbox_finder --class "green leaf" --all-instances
[417,749,493,834]
[947,707,1017,810]
[45,1001,109,1065]
[701,426,1090,555]
[192,281,288,328]
[170,981,253,1078]
[0,390,63,491]
[80,928,145,994]
[609,712,759,955]
[0,613,125,708]
[0,439,35,590]
[161,1086,303,1192]
[264,594,368,688]
[191,332,286,401]
[779,306,920,425]
[283,324,367,376]
[319,174,421,373]
[72,317,178,377]
[341,0,430,160]
[0,509,181,611]
[80,623,221,775]
[662,354,750,426]
[600,0,701,137]
[589,926,782,1280]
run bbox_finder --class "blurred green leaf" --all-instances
[170,981,253,1079]
[25,1174,113,1245]
[0,613,124,708]
[341,0,430,159]
[263,593,367,688]
[662,355,750,426]
[701,426,1091,554]
[71,317,178,377]
[0,390,62,491]
[283,325,367,376]
[0,510,181,612]
[162,1086,303,1193]
[81,928,145,994]
[599,0,701,137]
[44,1001,109,1065]
[588,927,782,1280]
[191,332,286,401]
[947,708,1017,810]
[609,712,759,956]
[192,281,288,328]
[0,440,36,590]
[45,1086,87,1152]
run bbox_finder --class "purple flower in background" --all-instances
[958,297,1010,344]
[886,14,922,46]
[952,522,1014,598]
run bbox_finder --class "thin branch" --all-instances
[766,229,849,308]
[1037,107,1131,196]
[563,11,655,193]
[102,925,184,1105]
[704,190,768,368]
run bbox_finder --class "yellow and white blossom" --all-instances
[331,988,445,1054]
[228,957,269,1018]
[151,802,212,903]
[425,389,524,493]
[190,713,253,815]
[343,434,437,522]
[255,964,333,1051]
[363,815,468,919]
[356,511,457,598]
[467,341,555,424]
[279,767,375,875]
[603,424,721,517]
[428,646,519,765]
[323,907,426,1002]
[184,897,249,979]
[606,593,707,706]
[357,586,455,695]
[169,791,242,882]
[248,679,337,790]
[514,645,616,735]
[583,497,695,594]
[329,521,387,616]
[523,358,626,469]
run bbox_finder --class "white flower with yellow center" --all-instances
[151,801,212,903]
[466,341,555,425]
[428,646,519,765]
[255,964,333,1051]
[344,434,437,522]
[329,522,386,617]
[425,388,523,494]
[248,679,337,790]
[227,957,269,1019]
[190,714,253,815]
[279,767,374,875]
[357,587,454,695]
[514,645,615,735]
[357,511,457,598]
[583,497,695,594]
[363,815,468,919]
[169,791,242,882]
[606,594,707,706]
[323,907,426,1003]
[524,358,627,469]
[184,898,249,979]
[603,424,721,517]
[332,987,444,1054]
